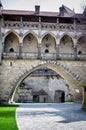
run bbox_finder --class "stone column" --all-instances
[0,18,3,64]
[37,44,41,59]
[82,87,86,110]
[39,17,41,29]
[74,19,76,31]
[73,35,78,60]
[19,16,23,36]
[18,43,23,59]
[56,44,60,60]
[56,18,59,30]
[74,46,77,60]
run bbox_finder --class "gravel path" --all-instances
[16,103,86,130]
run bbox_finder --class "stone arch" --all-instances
[59,34,74,54]
[41,32,57,43]
[4,32,19,53]
[4,30,19,40]
[10,61,81,103]
[41,33,57,55]
[23,32,38,53]
[23,31,38,42]
[59,33,74,43]
[77,35,86,54]
[77,34,85,42]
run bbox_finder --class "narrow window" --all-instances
[9,48,14,53]
[45,49,49,53]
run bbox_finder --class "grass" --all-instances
[0,105,18,130]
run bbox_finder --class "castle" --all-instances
[0,1,86,109]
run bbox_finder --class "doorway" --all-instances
[54,90,65,103]
[33,95,39,102]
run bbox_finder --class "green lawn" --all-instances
[0,105,18,130]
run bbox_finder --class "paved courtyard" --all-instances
[16,103,86,130]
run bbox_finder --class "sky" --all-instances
[1,0,86,13]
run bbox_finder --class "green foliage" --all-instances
[0,106,18,130]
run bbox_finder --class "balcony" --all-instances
[76,24,86,31]
[2,52,86,60]
[2,52,38,59]
[59,53,75,60]
[4,21,86,31]
[41,53,56,60]
[3,52,19,58]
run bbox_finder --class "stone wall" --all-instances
[23,76,69,102]
[0,59,86,103]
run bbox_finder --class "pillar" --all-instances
[74,19,76,31]
[56,18,59,30]
[56,44,60,60]
[19,16,23,36]
[0,18,3,64]
[18,43,23,59]
[74,41,77,60]
[74,46,77,60]
[82,87,86,110]
[39,17,41,29]
[37,44,41,59]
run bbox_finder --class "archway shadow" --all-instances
[18,103,86,124]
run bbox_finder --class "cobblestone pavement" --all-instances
[16,103,86,130]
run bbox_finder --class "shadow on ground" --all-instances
[18,103,86,124]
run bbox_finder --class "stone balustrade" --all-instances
[4,21,86,31]
[2,52,86,60]
[4,21,20,29]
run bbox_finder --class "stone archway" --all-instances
[41,34,56,59]
[60,34,74,54]
[6,60,82,103]
[23,33,38,54]
[77,36,86,54]
[4,32,19,53]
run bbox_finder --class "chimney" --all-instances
[35,5,40,14]
[59,5,64,16]
[0,0,3,10]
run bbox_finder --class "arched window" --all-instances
[28,34,31,41]
[9,48,14,52]
[78,50,82,55]
[45,49,49,53]
[45,36,48,41]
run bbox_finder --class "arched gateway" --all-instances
[1,60,81,104]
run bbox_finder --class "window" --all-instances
[28,34,31,41]
[9,48,14,52]
[45,49,49,53]
[20,82,25,88]
[45,36,48,41]
[46,43,49,47]
[78,51,82,55]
